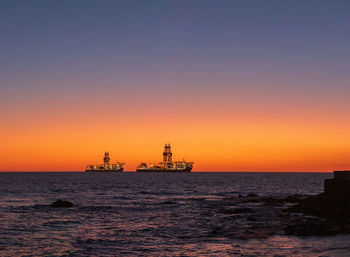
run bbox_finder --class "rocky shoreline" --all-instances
[44,171,350,239]
[206,171,350,239]
[284,171,350,236]
[285,192,350,236]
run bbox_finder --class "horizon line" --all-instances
[0,170,335,173]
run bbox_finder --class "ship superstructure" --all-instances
[136,144,193,172]
[85,152,124,172]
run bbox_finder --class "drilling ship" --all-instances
[136,144,193,172]
[85,152,124,172]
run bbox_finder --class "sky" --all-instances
[0,0,350,171]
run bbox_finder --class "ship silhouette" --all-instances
[136,144,193,172]
[85,152,124,172]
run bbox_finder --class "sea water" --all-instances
[0,172,349,256]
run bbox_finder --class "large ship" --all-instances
[85,152,124,172]
[136,144,193,172]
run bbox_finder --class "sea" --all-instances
[0,172,349,257]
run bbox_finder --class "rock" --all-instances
[283,195,303,203]
[285,171,350,236]
[334,170,350,180]
[238,230,268,240]
[285,219,337,236]
[289,193,350,221]
[51,199,74,208]
[289,171,350,221]
[324,171,350,197]
[246,198,260,203]
[263,195,304,206]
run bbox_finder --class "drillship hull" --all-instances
[136,167,192,172]
[136,144,193,173]
[86,152,124,172]
[85,168,124,172]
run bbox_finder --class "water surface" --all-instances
[1,172,349,256]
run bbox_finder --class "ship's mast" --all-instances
[104,152,111,166]
[163,144,172,163]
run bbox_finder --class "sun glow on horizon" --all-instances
[1,108,349,172]
[1,1,350,172]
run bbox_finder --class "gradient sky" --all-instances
[1,0,350,171]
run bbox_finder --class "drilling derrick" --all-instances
[104,152,111,166]
[136,143,193,172]
[163,144,173,163]
[86,151,124,172]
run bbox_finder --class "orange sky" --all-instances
[1,1,350,172]
[1,88,349,172]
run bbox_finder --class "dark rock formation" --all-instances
[285,171,350,236]
[238,230,268,240]
[285,218,342,236]
[51,199,74,208]
[289,193,350,220]
[325,170,350,196]
[198,172,350,239]
[263,195,304,206]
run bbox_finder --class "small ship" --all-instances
[136,144,193,172]
[85,152,124,172]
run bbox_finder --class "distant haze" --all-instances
[1,0,349,171]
